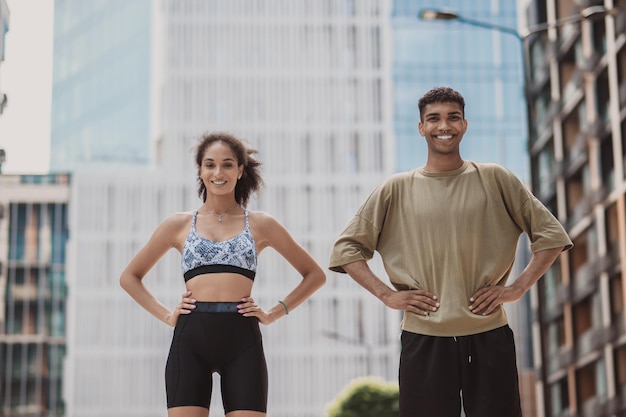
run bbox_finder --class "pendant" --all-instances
[217,216,223,222]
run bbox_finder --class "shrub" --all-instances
[326,376,399,417]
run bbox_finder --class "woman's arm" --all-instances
[119,213,193,326]
[243,211,326,325]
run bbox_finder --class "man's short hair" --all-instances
[418,87,465,121]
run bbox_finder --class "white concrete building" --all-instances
[61,1,396,416]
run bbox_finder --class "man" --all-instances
[328,86,572,417]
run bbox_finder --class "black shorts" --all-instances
[165,302,268,413]
[399,325,522,417]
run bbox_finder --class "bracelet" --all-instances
[278,300,289,315]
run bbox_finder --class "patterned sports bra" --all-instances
[181,209,257,282]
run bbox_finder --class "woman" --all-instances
[120,132,326,417]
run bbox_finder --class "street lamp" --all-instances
[417,5,620,122]
[418,5,619,42]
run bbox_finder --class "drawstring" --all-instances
[453,336,472,363]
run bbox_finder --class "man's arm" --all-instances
[468,246,564,315]
[343,260,440,316]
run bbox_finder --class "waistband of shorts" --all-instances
[193,302,240,313]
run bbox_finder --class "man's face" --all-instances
[418,101,468,155]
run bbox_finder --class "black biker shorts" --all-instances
[165,302,268,413]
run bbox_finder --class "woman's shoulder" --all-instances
[168,210,195,223]
[157,211,194,232]
[247,210,278,227]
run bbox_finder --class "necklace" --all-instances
[200,207,240,222]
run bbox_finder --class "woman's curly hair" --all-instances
[194,132,263,207]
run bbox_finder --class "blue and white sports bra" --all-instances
[181,209,257,282]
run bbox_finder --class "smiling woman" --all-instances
[119,131,326,417]
[0,0,53,174]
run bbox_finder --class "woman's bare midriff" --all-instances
[185,273,254,301]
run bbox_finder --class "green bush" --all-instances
[326,376,399,417]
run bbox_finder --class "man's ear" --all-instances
[418,122,424,136]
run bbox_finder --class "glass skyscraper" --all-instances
[49,0,152,172]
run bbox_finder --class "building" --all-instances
[0,173,70,417]
[49,0,153,172]
[54,1,397,416]
[523,0,626,416]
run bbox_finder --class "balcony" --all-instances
[8,283,40,301]
[582,117,606,138]
[561,70,584,108]
[576,327,604,358]
[580,396,610,417]
[579,51,602,72]
[573,259,605,300]
[547,346,575,375]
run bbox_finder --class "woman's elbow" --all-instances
[119,270,138,292]
[311,268,327,290]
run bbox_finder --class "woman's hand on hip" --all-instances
[166,290,196,327]
[238,296,273,325]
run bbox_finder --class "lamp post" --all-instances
[418,6,619,83]
[418,5,617,41]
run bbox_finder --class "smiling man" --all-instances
[328,86,572,417]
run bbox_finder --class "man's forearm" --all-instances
[342,260,394,301]
[511,246,564,294]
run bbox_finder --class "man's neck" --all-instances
[423,156,464,173]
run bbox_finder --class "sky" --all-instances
[0,0,53,174]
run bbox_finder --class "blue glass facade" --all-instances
[392,0,528,181]
[50,0,152,172]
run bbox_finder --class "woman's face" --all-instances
[198,141,243,198]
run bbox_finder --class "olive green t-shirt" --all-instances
[329,161,572,337]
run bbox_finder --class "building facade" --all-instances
[49,0,153,172]
[56,1,396,416]
[523,0,626,416]
[0,173,70,417]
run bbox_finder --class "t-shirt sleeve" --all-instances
[520,196,573,253]
[495,166,573,253]
[328,183,390,273]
